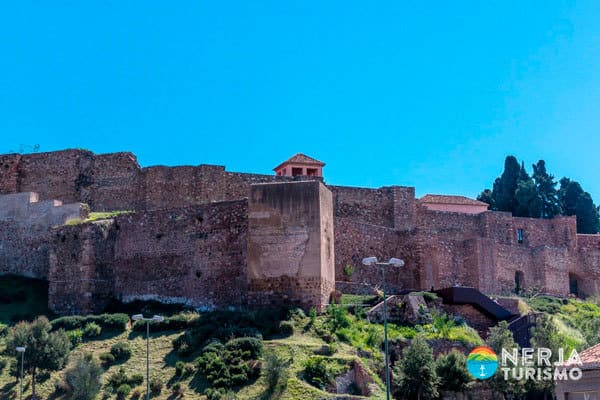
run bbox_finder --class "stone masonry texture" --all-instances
[0,149,600,315]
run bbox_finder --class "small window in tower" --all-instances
[517,229,524,244]
[306,168,318,176]
[291,167,303,176]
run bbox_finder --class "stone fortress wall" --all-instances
[0,149,599,315]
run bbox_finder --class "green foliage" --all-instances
[263,351,289,393]
[66,329,83,346]
[196,336,261,388]
[392,335,439,400]
[302,356,347,390]
[5,316,72,398]
[110,341,132,361]
[225,337,263,359]
[343,264,355,277]
[480,158,599,233]
[205,387,236,400]
[576,192,600,234]
[278,320,294,336]
[99,352,115,366]
[116,383,131,399]
[486,321,525,398]
[326,303,352,331]
[51,313,129,332]
[64,353,103,400]
[435,351,472,394]
[82,322,101,338]
[528,296,563,313]
[106,366,143,389]
[175,360,185,376]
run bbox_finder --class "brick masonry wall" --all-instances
[0,149,319,212]
[334,217,420,292]
[49,200,249,314]
[3,148,600,312]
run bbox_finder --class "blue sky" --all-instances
[1,1,599,198]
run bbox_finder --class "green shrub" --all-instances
[303,356,332,390]
[116,384,131,399]
[64,353,103,400]
[83,322,101,338]
[0,356,7,373]
[110,342,132,361]
[0,323,9,337]
[99,352,115,366]
[107,367,129,388]
[96,314,130,330]
[278,320,294,336]
[175,361,185,377]
[263,351,289,392]
[149,377,163,394]
[343,264,355,277]
[129,373,144,386]
[51,316,86,331]
[184,364,195,376]
[67,329,84,346]
[225,337,263,359]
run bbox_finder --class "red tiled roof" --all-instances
[580,342,600,367]
[420,194,489,207]
[273,153,325,171]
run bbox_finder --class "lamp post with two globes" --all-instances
[361,256,404,400]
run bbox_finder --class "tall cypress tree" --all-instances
[558,178,583,216]
[576,192,600,234]
[493,156,521,213]
[532,160,559,219]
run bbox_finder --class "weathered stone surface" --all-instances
[1,149,600,315]
[247,181,335,312]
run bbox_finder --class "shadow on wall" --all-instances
[0,274,53,324]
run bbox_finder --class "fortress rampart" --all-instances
[0,149,599,314]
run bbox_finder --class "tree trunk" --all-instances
[31,366,36,399]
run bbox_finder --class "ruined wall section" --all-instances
[49,200,249,315]
[247,181,335,311]
[0,192,88,280]
[0,149,319,212]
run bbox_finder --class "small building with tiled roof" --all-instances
[419,194,489,214]
[556,342,600,400]
[274,153,325,177]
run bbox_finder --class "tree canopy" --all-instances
[5,316,71,398]
[478,156,599,233]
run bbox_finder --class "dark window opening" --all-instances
[306,168,318,176]
[291,167,303,176]
[515,271,524,295]
[517,229,524,244]
[569,273,580,297]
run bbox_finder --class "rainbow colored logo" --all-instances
[466,346,498,380]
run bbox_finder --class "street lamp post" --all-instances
[132,314,164,400]
[362,256,404,400]
[16,346,25,400]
